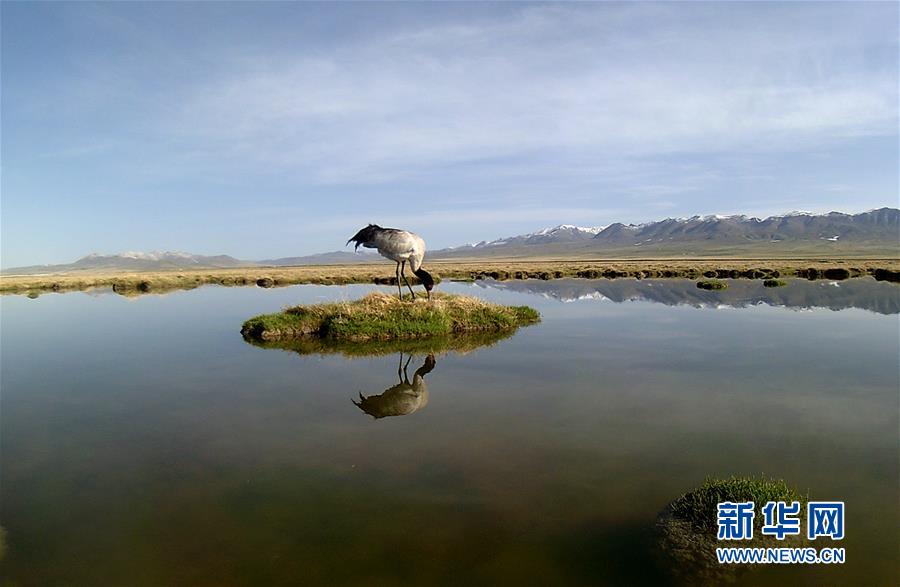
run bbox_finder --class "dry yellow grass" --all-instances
[2,257,899,295]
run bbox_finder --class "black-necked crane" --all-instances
[352,353,436,419]
[346,224,435,300]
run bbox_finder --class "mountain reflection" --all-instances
[353,353,436,419]
[477,277,899,315]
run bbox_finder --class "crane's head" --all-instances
[346,224,381,251]
[414,268,435,298]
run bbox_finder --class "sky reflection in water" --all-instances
[1,279,897,585]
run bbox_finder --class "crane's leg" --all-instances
[395,262,402,299]
[402,354,413,383]
[401,261,416,300]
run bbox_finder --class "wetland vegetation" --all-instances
[243,327,520,357]
[2,258,898,297]
[696,279,728,290]
[656,477,809,585]
[240,292,540,342]
[666,476,806,532]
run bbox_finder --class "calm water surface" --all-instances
[2,279,898,586]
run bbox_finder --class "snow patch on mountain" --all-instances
[81,251,203,262]
[533,224,606,235]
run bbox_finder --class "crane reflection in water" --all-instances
[352,353,436,419]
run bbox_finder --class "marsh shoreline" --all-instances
[2,257,898,295]
[240,292,540,342]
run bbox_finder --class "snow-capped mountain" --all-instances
[80,250,214,263]
[533,224,606,236]
[449,224,607,250]
[71,251,248,269]
[432,209,898,258]
[3,251,249,274]
[591,208,899,246]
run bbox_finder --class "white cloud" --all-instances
[3,1,897,266]
[169,3,896,184]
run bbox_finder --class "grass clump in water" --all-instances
[656,476,808,584]
[696,279,728,290]
[763,279,787,287]
[245,329,519,357]
[668,476,806,532]
[241,292,540,342]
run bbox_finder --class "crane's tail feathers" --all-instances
[346,225,380,251]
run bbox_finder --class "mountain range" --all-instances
[447,224,606,250]
[2,251,251,275]
[433,208,899,258]
[3,209,897,274]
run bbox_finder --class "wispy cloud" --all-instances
[2,2,897,265]
[167,3,896,184]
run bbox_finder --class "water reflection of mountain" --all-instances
[477,278,900,315]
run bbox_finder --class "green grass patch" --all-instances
[245,329,519,357]
[656,476,809,583]
[669,476,806,532]
[241,292,540,342]
[696,279,728,290]
[763,279,788,287]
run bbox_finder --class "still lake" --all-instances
[2,278,898,586]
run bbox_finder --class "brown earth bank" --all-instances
[1,258,899,295]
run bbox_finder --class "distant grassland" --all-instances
[1,257,899,295]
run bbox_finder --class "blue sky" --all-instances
[2,1,897,267]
